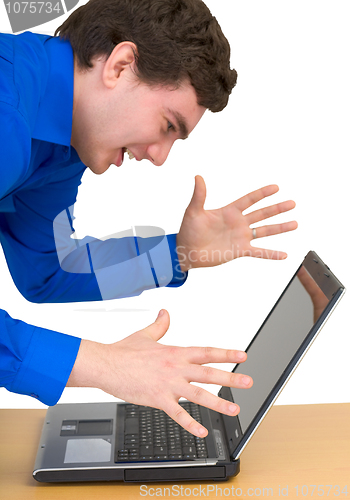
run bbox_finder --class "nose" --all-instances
[147,139,176,166]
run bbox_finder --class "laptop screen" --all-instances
[230,262,330,435]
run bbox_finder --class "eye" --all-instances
[167,121,175,132]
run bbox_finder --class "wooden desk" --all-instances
[0,404,349,499]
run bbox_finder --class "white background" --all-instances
[0,1,349,409]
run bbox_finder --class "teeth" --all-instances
[126,148,135,160]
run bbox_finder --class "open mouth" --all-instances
[124,148,135,160]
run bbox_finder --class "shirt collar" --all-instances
[32,36,74,148]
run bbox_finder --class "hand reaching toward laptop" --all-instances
[67,309,253,437]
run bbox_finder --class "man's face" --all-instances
[72,59,206,174]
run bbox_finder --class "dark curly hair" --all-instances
[55,0,237,112]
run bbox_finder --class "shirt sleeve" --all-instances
[164,233,188,287]
[2,195,187,303]
[0,308,81,405]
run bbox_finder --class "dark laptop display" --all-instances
[33,251,345,483]
[218,250,344,460]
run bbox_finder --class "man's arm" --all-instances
[0,308,80,404]
[67,309,253,437]
[1,159,186,304]
[1,218,186,304]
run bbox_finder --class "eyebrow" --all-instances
[167,109,189,140]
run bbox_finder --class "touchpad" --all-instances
[64,438,112,463]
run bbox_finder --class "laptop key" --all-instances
[154,446,167,454]
[125,443,138,449]
[140,445,153,455]
[125,418,139,435]
[125,434,138,439]
[169,448,182,455]
[125,437,138,444]
[182,446,195,454]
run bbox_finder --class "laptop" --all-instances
[33,250,345,483]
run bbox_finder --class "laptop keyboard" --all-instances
[116,402,208,462]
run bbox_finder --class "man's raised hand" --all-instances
[177,176,298,272]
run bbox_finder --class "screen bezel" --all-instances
[218,250,345,460]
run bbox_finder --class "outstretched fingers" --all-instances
[160,346,253,437]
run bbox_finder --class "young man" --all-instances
[0,0,297,437]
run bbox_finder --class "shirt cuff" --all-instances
[166,234,188,288]
[10,326,81,406]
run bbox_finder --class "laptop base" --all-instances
[34,460,240,483]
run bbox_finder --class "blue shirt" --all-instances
[0,32,187,406]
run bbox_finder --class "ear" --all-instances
[102,41,138,89]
